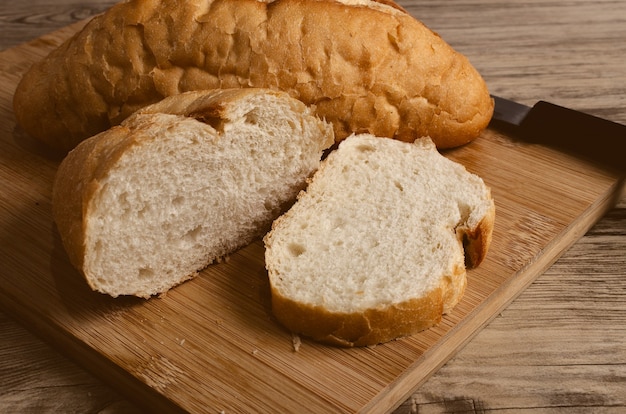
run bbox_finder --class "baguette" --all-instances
[14,0,493,153]
[52,88,334,298]
[264,134,495,346]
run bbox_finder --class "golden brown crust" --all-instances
[269,243,472,347]
[271,274,465,347]
[134,88,306,124]
[460,197,496,268]
[14,0,493,152]
[371,0,408,12]
[269,234,469,347]
[51,125,132,284]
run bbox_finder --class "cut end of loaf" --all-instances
[264,134,495,346]
[52,89,334,298]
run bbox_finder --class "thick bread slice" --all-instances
[52,88,334,298]
[14,0,493,153]
[263,134,495,347]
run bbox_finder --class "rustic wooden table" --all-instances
[1,1,624,413]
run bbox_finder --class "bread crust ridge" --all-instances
[14,0,493,152]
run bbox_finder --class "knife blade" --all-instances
[489,95,625,173]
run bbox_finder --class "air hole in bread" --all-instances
[356,143,376,153]
[431,242,443,253]
[93,240,103,256]
[457,202,471,221]
[118,191,130,208]
[191,113,225,133]
[332,217,345,229]
[245,110,259,125]
[136,205,148,219]
[183,225,203,243]
[172,196,185,207]
[394,181,404,192]
[288,243,306,257]
[264,199,276,211]
[138,267,155,279]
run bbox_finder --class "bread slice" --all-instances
[52,88,334,298]
[263,134,495,347]
[13,0,493,152]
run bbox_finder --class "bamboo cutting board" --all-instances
[1,22,624,414]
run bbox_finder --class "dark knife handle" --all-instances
[517,101,626,173]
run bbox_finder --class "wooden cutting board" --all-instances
[1,22,624,414]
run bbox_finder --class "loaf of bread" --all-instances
[13,0,493,153]
[52,88,334,298]
[264,134,495,346]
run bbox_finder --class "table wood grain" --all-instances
[1,1,624,413]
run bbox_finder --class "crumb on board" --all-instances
[291,333,301,352]
[216,255,231,264]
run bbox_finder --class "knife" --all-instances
[489,95,626,174]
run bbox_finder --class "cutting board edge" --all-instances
[0,289,189,414]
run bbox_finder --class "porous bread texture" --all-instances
[264,134,495,347]
[52,88,334,298]
[13,0,493,152]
